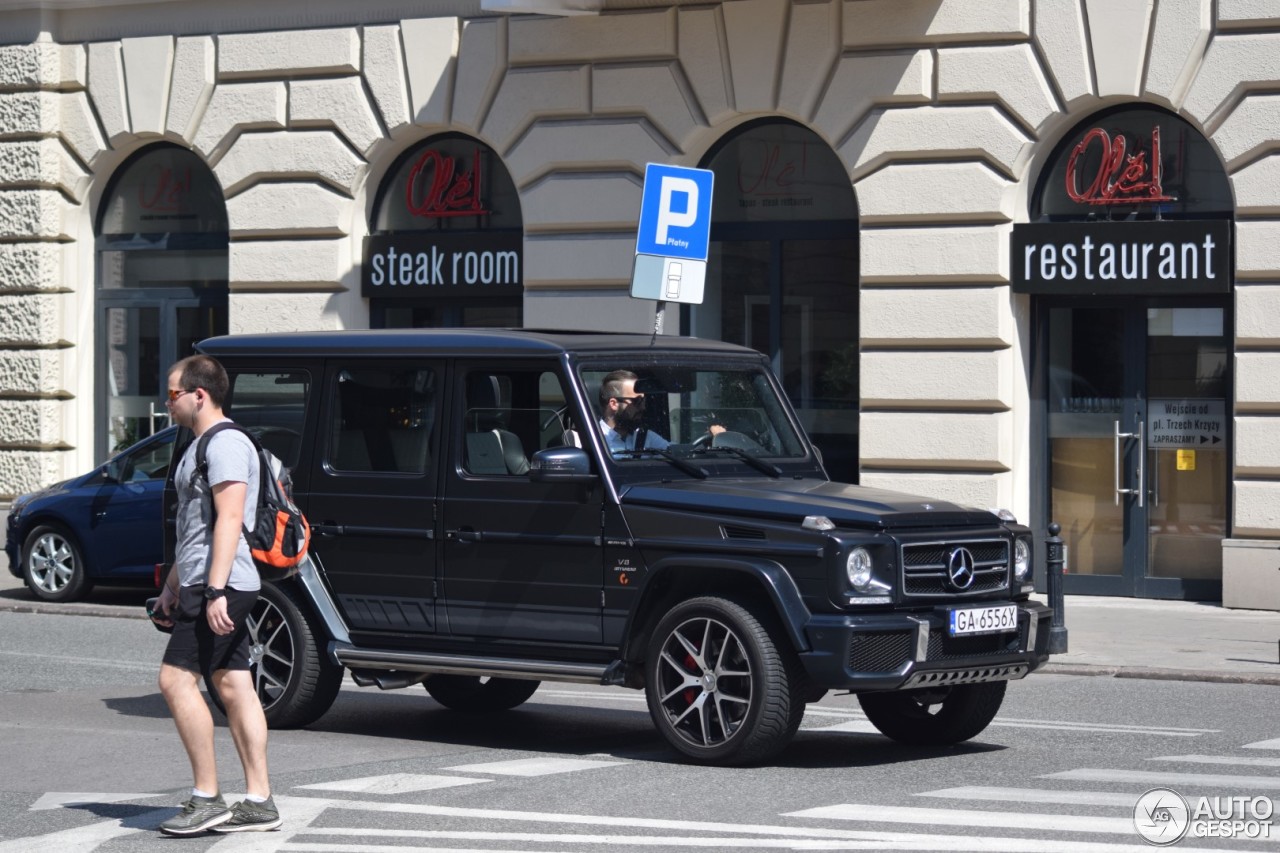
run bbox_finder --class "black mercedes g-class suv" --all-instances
[183,328,1051,765]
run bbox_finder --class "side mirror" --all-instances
[102,460,123,483]
[529,447,596,483]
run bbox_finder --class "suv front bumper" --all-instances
[797,600,1053,692]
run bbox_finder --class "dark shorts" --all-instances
[161,585,259,676]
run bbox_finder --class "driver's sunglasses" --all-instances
[613,395,645,405]
[166,388,196,402]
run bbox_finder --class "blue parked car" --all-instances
[5,426,176,602]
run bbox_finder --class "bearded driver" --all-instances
[598,370,723,455]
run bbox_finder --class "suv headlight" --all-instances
[1013,537,1031,581]
[846,547,874,591]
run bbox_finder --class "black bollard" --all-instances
[1046,522,1069,654]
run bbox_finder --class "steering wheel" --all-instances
[692,431,715,448]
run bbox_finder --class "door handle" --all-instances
[1113,420,1145,508]
[445,528,481,543]
[313,522,344,537]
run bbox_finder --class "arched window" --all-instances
[689,120,860,482]
[365,134,523,328]
[96,144,228,456]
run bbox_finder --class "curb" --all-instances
[1040,662,1280,687]
[0,600,145,621]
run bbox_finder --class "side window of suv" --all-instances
[328,367,435,474]
[461,368,569,476]
[226,371,310,468]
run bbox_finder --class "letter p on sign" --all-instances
[636,163,714,261]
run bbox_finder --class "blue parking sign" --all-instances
[635,163,714,261]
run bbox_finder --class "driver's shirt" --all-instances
[599,418,669,455]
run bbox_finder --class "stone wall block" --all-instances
[509,9,674,64]
[1184,33,1280,132]
[1033,0,1093,104]
[862,286,1012,347]
[215,130,365,197]
[843,0,1029,47]
[402,17,459,127]
[862,350,1010,409]
[87,41,130,143]
[839,105,1030,181]
[0,42,85,92]
[937,45,1057,131]
[1143,0,1211,109]
[856,162,1012,224]
[60,91,108,165]
[1213,94,1280,171]
[812,51,931,146]
[523,234,633,288]
[0,293,61,346]
[861,225,1008,284]
[452,18,506,133]
[226,182,351,238]
[0,139,89,199]
[1235,221,1280,280]
[778,0,839,121]
[723,0,787,112]
[192,82,288,162]
[1219,0,1280,29]
[363,25,410,134]
[504,119,669,188]
[0,190,70,240]
[1237,353,1280,412]
[594,65,698,150]
[290,77,382,154]
[0,92,50,137]
[166,36,215,142]
[0,243,62,292]
[1234,480,1280,537]
[122,36,174,136]
[482,67,589,155]
[859,471,1003,512]
[0,399,63,445]
[1232,154,1280,216]
[1236,283,1280,346]
[0,451,63,499]
[230,291,347,334]
[0,349,63,395]
[1083,0,1153,97]
[860,411,1011,471]
[230,239,347,290]
[522,172,641,232]
[217,28,360,79]
[678,6,732,126]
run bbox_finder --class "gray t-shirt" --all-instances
[173,421,261,591]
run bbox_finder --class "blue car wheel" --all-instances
[23,524,90,602]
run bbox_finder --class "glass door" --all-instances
[1045,300,1228,599]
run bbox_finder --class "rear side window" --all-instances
[328,367,435,475]
[461,367,569,476]
[226,371,310,468]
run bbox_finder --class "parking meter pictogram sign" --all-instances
[636,164,714,261]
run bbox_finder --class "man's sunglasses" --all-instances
[166,388,196,402]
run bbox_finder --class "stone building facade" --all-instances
[1,0,1278,606]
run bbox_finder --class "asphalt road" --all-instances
[1,608,1278,852]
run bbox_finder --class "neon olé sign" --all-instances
[405,148,489,218]
[1064,126,1174,206]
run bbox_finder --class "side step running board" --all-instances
[332,643,613,685]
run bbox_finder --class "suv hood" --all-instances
[620,478,998,528]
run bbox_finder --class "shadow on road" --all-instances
[102,693,173,720]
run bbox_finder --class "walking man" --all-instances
[153,354,282,834]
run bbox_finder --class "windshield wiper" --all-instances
[614,448,708,479]
[694,445,783,477]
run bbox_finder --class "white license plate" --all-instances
[948,604,1018,636]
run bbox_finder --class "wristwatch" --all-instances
[203,586,227,601]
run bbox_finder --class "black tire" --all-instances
[858,681,1007,746]
[22,524,92,602]
[644,596,802,766]
[424,675,540,712]
[204,581,343,728]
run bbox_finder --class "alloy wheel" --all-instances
[29,531,75,594]
[653,616,754,749]
[244,596,296,711]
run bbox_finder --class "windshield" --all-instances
[578,360,808,465]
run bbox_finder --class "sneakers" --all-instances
[158,794,233,836]
[212,795,283,832]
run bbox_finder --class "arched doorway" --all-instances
[688,120,860,482]
[365,134,523,328]
[96,145,228,459]
[1015,105,1234,599]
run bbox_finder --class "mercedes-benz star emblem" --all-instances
[947,547,976,591]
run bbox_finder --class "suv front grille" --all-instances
[901,538,1010,598]
[849,630,913,672]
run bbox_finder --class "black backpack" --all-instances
[194,422,310,581]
